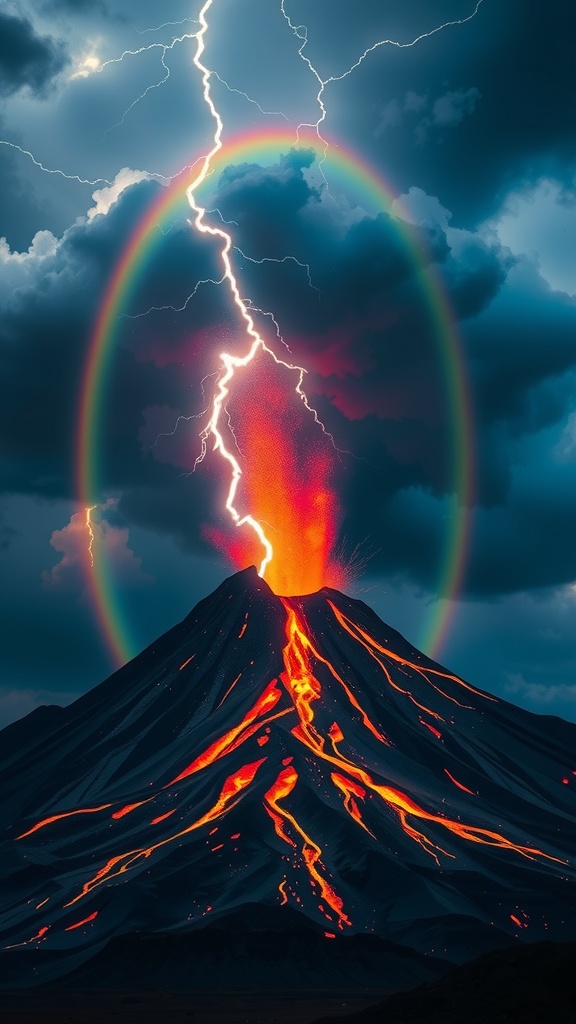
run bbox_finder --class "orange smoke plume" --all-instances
[205,354,344,596]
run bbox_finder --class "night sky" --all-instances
[1,0,575,727]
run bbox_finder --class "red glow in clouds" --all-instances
[204,357,344,596]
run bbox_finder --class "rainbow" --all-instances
[77,126,473,667]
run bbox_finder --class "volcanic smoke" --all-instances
[202,356,343,596]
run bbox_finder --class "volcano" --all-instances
[1,567,576,990]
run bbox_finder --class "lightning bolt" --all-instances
[185,1,486,574]
[149,371,218,454]
[28,2,486,589]
[280,0,485,212]
[121,274,226,320]
[234,246,320,296]
[281,0,485,140]
[85,505,97,568]
[0,140,112,186]
[98,33,197,134]
[137,17,199,36]
[210,70,291,122]
[185,0,340,578]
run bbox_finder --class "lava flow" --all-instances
[276,600,563,870]
[6,571,573,964]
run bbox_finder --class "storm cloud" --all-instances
[0,11,68,97]
[0,0,574,724]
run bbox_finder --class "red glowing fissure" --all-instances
[65,911,99,932]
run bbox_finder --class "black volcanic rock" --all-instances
[312,940,576,1024]
[21,924,448,993]
[1,567,576,989]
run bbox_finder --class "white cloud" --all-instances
[0,229,58,294]
[0,166,150,294]
[42,499,153,592]
[87,166,152,220]
[391,185,452,229]
[484,178,576,297]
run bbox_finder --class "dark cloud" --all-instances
[0,508,17,552]
[0,0,573,724]
[385,85,484,145]
[0,178,222,504]
[467,484,576,595]
[443,239,510,321]
[0,139,52,250]
[422,585,576,721]
[350,0,576,226]
[0,11,68,97]
[468,261,576,439]
[5,150,572,602]
[43,0,107,12]
[205,156,576,597]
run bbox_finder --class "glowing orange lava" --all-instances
[111,800,150,819]
[264,765,351,929]
[17,803,113,840]
[167,679,282,785]
[277,601,564,869]
[5,925,50,949]
[327,600,493,704]
[331,771,375,838]
[64,758,268,906]
[444,769,476,795]
[65,911,98,932]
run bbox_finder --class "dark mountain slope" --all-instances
[1,567,575,988]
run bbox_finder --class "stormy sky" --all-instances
[1,0,575,726]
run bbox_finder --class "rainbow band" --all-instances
[77,126,473,667]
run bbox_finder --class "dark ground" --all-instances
[2,941,576,1024]
[315,940,576,1024]
[0,992,378,1024]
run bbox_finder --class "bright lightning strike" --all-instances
[186,0,336,579]
[185,1,486,578]
[70,55,102,80]
[85,505,97,568]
